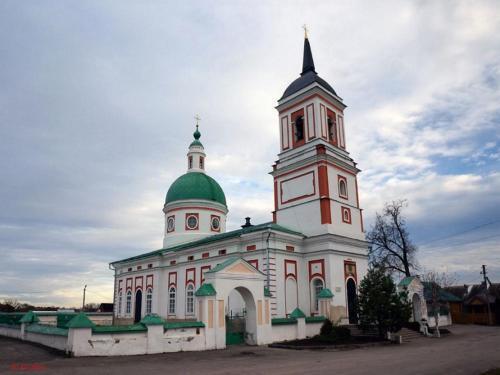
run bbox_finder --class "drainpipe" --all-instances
[265,230,272,290]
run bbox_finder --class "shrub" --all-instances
[320,319,334,336]
[330,326,351,341]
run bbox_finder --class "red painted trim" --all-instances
[218,249,226,255]
[118,280,123,291]
[210,214,221,232]
[246,244,256,251]
[273,179,278,218]
[165,206,226,215]
[185,268,196,286]
[338,115,346,149]
[308,259,325,281]
[318,165,332,224]
[169,260,176,266]
[126,278,133,291]
[247,259,258,270]
[185,213,199,231]
[354,178,360,208]
[279,92,345,115]
[320,199,332,224]
[306,103,316,140]
[200,265,211,284]
[286,245,295,252]
[344,261,357,282]
[168,272,177,288]
[280,170,316,204]
[146,274,154,289]
[320,104,327,139]
[202,252,209,259]
[360,209,364,232]
[316,144,326,155]
[134,276,143,291]
[274,160,357,180]
[318,166,329,197]
[281,116,290,150]
[284,259,298,279]
[338,175,348,199]
[341,206,352,224]
[291,108,306,148]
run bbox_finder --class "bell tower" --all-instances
[271,33,364,240]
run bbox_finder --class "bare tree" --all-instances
[421,271,454,337]
[367,200,418,277]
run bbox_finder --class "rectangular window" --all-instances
[199,156,204,169]
[148,264,153,269]
[246,244,256,251]
[286,245,295,252]
[218,249,226,256]
[202,252,209,258]
[291,109,306,148]
[187,255,194,261]
[137,266,142,270]
[170,260,176,266]
[127,267,132,272]
[188,156,193,169]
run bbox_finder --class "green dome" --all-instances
[166,172,227,207]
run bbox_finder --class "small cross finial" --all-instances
[194,114,201,128]
[302,24,308,39]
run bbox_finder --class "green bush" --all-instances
[320,319,334,336]
[330,326,351,341]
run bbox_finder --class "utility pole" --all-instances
[82,285,87,312]
[480,265,492,325]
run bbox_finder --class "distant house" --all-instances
[97,303,114,313]
[422,282,461,327]
[445,283,500,325]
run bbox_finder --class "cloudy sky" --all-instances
[1,1,499,307]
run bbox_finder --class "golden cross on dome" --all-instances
[302,24,309,38]
[194,114,201,128]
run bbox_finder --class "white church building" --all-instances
[110,34,369,346]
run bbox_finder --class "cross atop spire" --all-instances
[302,24,308,39]
[194,114,201,126]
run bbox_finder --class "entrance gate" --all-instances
[226,314,246,345]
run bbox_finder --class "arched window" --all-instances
[146,288,153,315]
[186,284,195,315]
[339,178,348,198]
[199,156,204,169]
[126,290,132,314]
[118,292,123,315]
[169,287,176,314]
[312,278,324,312]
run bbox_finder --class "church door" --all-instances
[346,279,358,324]
[134,290,142,323]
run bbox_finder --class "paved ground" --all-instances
[1,325,499,374]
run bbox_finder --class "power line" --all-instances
[418,219,500,247]
[422,233,500,250]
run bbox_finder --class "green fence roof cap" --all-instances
[317,288,334,298]
[19,311,40,324]
[289,308,306,319]
[195,283,217,297]
[140,314,166,326]
[66,313,95,328]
